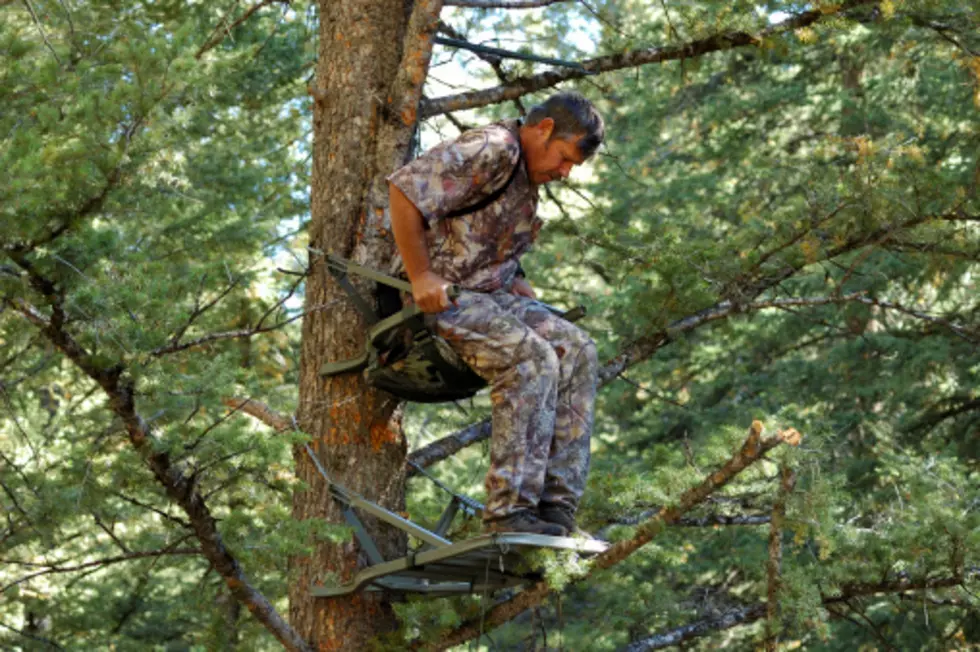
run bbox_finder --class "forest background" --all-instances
[1,0,978,650]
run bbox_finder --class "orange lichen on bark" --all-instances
[401,105,417,126]
[370,423,397,451]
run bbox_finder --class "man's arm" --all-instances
[389,183,454,313]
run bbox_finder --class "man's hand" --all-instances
[412,270,455,313]
[511,276,537,299]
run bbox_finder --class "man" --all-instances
[388,92,604,537]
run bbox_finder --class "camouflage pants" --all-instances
[434,290,597,520]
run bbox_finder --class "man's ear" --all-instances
[536,117,555,141]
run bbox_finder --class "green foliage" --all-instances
[2,0,318,648]
[2,0,978,650]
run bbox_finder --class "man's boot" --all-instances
[538,502,581,535]
[483,510,567,537]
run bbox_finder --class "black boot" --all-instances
[483,510,568,537]
[538,503,578,533]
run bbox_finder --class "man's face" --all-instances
[521,119,587,185]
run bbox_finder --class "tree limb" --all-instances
[421,1,875,117]
[0,618,65,651]
[764,464,796,651]
[3,116,138,257]
[150,299,337,357]
[0,547,201,593]
[444,0,568,7]
[222,396,292,432]
[594,509,770,540]
[623,605,766,652]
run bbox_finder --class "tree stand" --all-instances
[304,444,606,598]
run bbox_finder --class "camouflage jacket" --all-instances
[388,119,541,292]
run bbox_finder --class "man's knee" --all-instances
[514,334,560,380]
[509,331,559,380]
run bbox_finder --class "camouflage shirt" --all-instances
[388,119,541,292]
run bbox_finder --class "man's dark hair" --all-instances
[525,92,604,158]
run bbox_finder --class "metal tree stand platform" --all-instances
[305,445,607,598]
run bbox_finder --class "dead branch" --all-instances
[423,421,802,650]
[421,1,875,117]
[437,21,527,116]
[222,396,292,432]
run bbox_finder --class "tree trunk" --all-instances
[290,0,440,648]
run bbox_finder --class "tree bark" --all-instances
[290,0,441,649]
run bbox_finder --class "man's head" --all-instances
[519,92,604,185]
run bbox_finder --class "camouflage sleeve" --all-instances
[387,125,520,225]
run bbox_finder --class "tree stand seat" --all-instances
[304,444,607,598]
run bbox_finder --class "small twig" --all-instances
[21,0,62,65]
[150,300,340,357]
[0,618,65,651]
[196,0,289,59]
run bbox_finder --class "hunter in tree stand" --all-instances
[388,92,605,537]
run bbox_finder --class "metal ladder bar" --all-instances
[304,444,452,551]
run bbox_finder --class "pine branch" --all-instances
[8,285,312,651]
[196,0,290,59]
[20,0,62,65]
[421,1,875,117]
[3,118,137,256]
[623,572,972,651]
[150,299,338,357]
[422,421,802,651]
